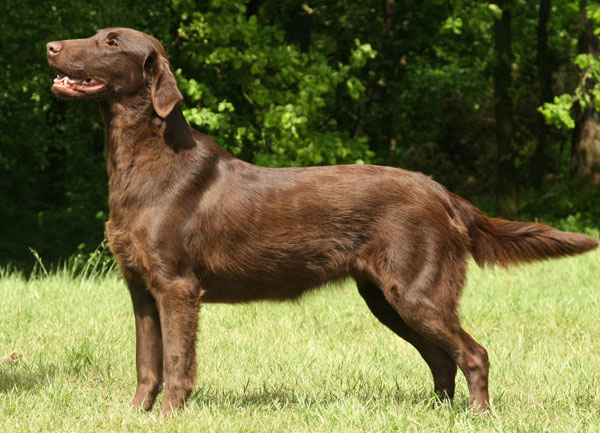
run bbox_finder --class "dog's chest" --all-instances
[105,217,155,279]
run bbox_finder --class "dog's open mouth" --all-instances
[52,74,105,96]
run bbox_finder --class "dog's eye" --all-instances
[106,39,118,48]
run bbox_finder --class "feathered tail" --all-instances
[450,194,598,267]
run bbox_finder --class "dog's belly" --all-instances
[198,272,330,303]
[192,230,360,303]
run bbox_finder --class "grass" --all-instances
[1,250,599,432]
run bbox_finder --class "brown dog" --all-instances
[47,28,597,414]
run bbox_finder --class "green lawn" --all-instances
[1,250,599,432]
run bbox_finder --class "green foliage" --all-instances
[573,53,600,112]
[537,2,600,131]
[538,94,575,129]
[519,176,600,237]
[589,2,600,32]
[176,1,375,167]
[1,0,598,269]
[386,0,497,192]
[0,1,177,269]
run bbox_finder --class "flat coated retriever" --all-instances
[47,28,597,414]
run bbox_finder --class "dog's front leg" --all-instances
[126,277,164,411]
[154,278,202,414]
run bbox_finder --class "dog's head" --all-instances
[47,27,182,118]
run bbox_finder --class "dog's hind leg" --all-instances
[378,276,490,412]
[357,228,489,411]
[357,281,457,401]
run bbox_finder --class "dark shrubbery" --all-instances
[1,1,598,270]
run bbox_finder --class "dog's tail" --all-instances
[450,193,598,267]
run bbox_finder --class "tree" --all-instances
[572,0,600,183]
[1,0,598,269]
[531,0,553,188]
[174,1,376,168]
[538,0,600,185]
[0,0,177,268]
[494,0,518,218]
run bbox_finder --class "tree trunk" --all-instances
[381,0,400,159]
[385,0,397,36]
[572,1,600,184]
[573,109,600,184]
[285,3,312,53]
[494,1,518,218]
[531,0,552,188]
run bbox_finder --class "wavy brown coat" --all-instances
[47,28,598,414]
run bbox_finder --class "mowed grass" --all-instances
[1,250,599,432]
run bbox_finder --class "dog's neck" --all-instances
[99,97,196,212]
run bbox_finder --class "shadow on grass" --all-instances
[0,362,57,394]
[185,383,471,413]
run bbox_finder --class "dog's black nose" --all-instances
[47,41,62,57]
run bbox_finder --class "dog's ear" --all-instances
[145,52,183,118]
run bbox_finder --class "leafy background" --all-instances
[1,0,599,270]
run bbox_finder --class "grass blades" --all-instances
[1,250,599,432]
